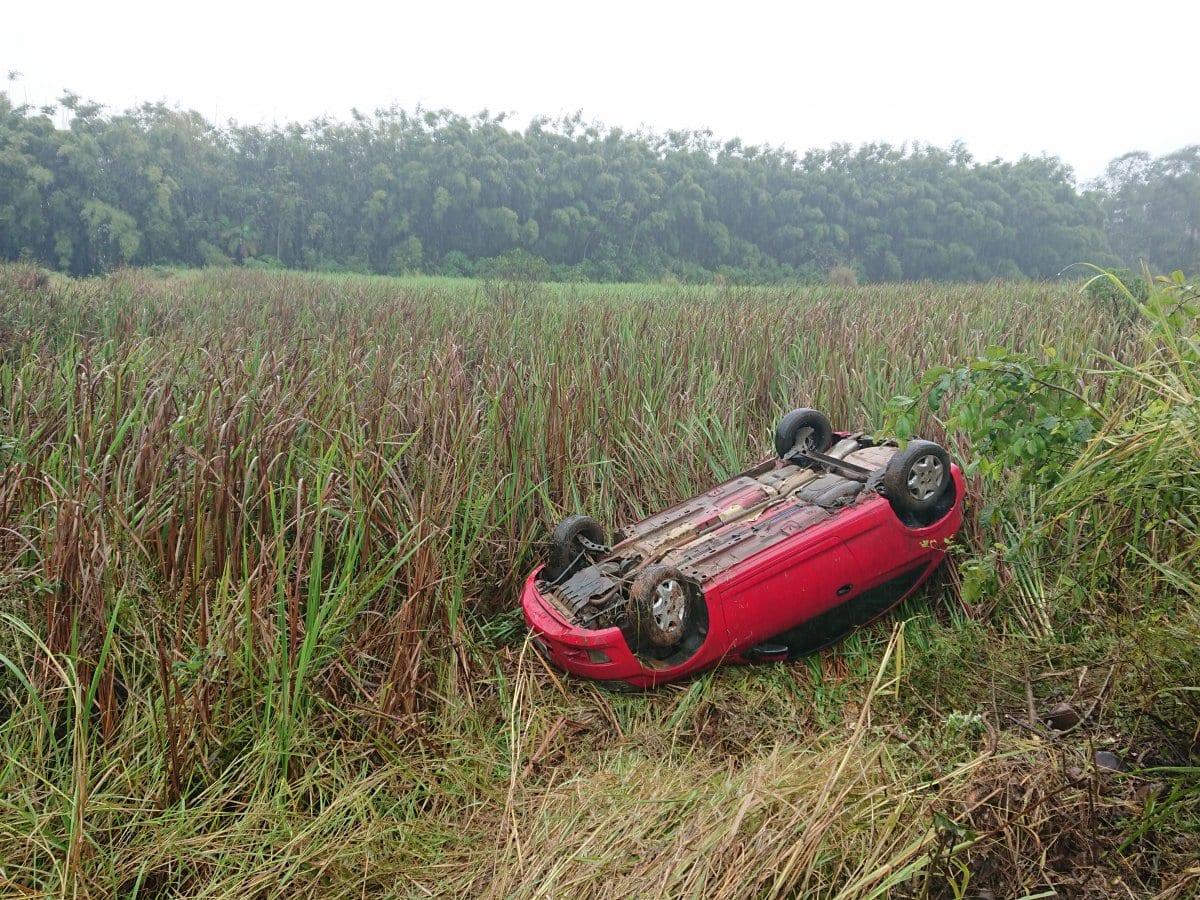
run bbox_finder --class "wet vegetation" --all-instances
[0,264,1196,897]
[2,89,1197,282]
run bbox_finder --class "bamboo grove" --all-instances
[2,90,1197,281]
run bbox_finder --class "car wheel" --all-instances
[882,440,952,517]
[628,565,696,649]
[545,514,607,582]
[774,408,834,459]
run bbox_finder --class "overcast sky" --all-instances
[3,0,1195,183]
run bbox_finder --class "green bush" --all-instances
[475,249,551,283]
[244,254,284,271]
[197,239,233,268]
[439,250,474,277]
[828,265,859,288]
[1084,267,1150,320]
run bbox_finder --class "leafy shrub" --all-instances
[475,249,551,283]
[342,256,374,275]
[889,346,1100,497]
[828,265,859,288]
[388,236,423,276]
[197,239,233,268]
[549,262,593,283]
[1084,267,1150,320]
[244,255,284,271]
[667,259,713,284]
[440,250,474,278]
[892,268,1199,629]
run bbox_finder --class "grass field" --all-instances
[0,264,1196,897]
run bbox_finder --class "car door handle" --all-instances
[746,643,789,662]
[836,584,853,596]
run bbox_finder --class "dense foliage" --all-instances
[1094,148,1200,276]
[5,90,1192,281]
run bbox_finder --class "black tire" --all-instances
[882,440,952,516]
[545,514,607,582]
[774,408,834,459]
[627,565,697,649]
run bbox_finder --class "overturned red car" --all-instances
[522,409,964,689]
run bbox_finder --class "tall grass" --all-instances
[1047,277,1199,602]
[1,264,1193,897]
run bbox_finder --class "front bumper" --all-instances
[520,568,646,681]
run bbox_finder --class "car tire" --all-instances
[774,408,834,459]
[882,440,952,517]
[545,514,607,582]
[628,565,697,649]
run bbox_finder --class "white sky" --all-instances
[2,0,1196,184]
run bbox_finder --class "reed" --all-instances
[1,264,1192,897]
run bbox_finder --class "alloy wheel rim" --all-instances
[650,579,685,636]
[906,454,945,501]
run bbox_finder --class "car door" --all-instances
[720,536,858,649]
[774,563,931,657]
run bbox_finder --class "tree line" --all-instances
[1,90,1196,281]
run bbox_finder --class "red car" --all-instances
[522,409,964,689]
